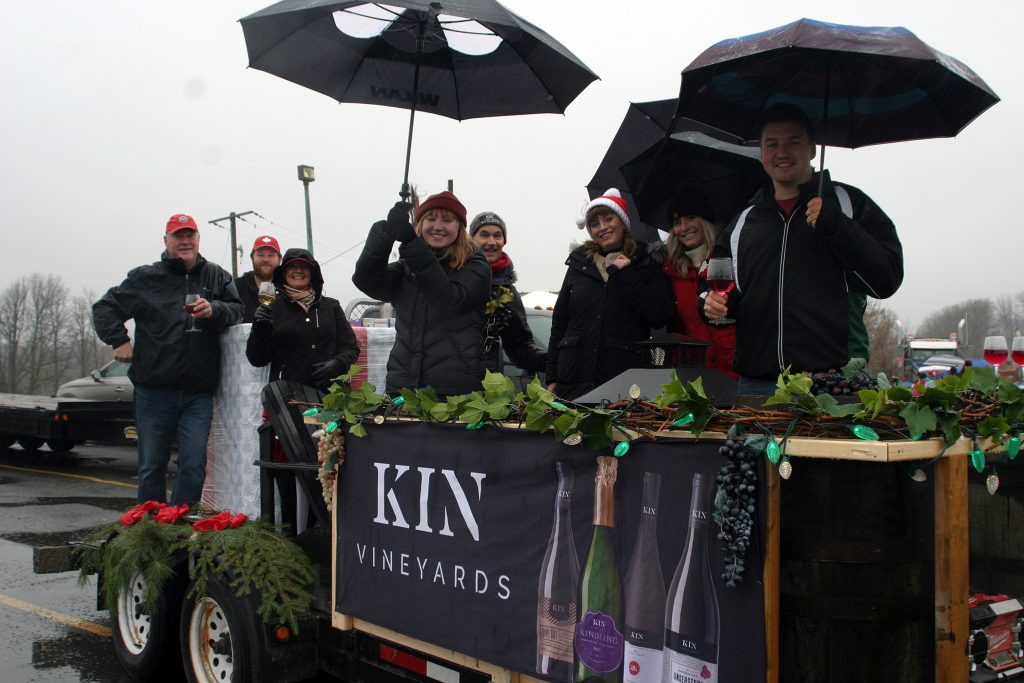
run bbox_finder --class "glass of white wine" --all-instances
[184,294,200,333]
[258,281,277,307]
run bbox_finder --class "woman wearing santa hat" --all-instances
[353,192,490,396]
[545,188,675,400]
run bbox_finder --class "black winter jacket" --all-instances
[245,249,359,393]
[706,170,903,379]
[93,253,242,393]
[233,271,261,324]
[482,256,546,375]
[352,221,490,396]
[546,240,675,400]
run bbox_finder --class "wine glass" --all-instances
[258,281,277,307]
[1012,337,1024,367]
[983,336,1008,371]
[705,258,735,325]
[184,294,200,333]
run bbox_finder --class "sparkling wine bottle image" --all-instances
[574,456,624,683]
[537,460,581,681]
[662,473,719,683]
[623,472,666,683]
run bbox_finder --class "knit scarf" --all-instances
[283,285,315,311]
[489,252,512,279]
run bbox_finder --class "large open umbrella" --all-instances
[619,130,766,230]
[241,0,598,197]
[674,18,999,190]
[587,99,742,242]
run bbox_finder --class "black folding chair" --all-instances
[256,380,329,534]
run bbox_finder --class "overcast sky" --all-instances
[1,0,1019,334]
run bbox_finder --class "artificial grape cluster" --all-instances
[809,369,877,396]
[317,430,345,511]
[715,438,758,588]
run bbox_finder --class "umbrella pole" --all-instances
[401,32,425,200]
[817,67,832,197]
[817,143,827,196]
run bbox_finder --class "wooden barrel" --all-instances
[969,455,1024,597]
[779,458,935,682]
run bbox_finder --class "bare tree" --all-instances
[916,298,994,360]
[865,300,903,378]
[67,288,104,377]
[992,293,1024,340]
[0,279,29,392]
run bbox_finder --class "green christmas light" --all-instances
[671,413,695,427]
[970,448,986,474]
[551,402,567,410]
[1007,436,1021,460]
[766,440,781,465]
[392,396,406,406]
[851,425,879,441]
[302,407,320,417]
[326,421,338,434]
[466,422,485,431]
[613,441,630,458]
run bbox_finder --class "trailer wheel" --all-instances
[0,435,14,449]
[181,573,264,683]
[113,572,185,680]
[45,439,76,453]
[17,436,44,451]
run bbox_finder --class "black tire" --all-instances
[112,571,186,680]
[17,436,44,451]
[0,434,14,449]
[180,573,265,683]
[45,439,76,453]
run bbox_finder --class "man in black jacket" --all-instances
[703,105,903,393]
[93,214,243,504]
[234,235,282,323]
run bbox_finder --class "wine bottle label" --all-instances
[663,649,717,683]
[623,641,663,683]
[574,610,624,673]
[538,597,576,661]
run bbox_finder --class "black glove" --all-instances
[253,304,273,325]
[386,201,416,243]
[310,358,345,387]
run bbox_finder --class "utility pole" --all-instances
[298,165,316,256]
[208,211,254,277]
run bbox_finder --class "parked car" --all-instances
[56,360,133,402]
[500,291,557,392]
[919,354,966,379]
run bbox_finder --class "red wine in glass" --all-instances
[184,294,200,332]
[708,278,735,295]
[705,258,735,325]
[1012,338,1024,365]
[985,349,1009,367]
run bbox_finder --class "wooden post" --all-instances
[763,462,780,683]
[934,454,969,682]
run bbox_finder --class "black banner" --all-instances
[336,423,766,683]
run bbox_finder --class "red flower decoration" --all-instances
[119,501,167,527]
[153,504,190,524]
[227,513,248,528]
[192,510,231,532]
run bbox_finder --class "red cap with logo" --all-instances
[166,214,199,234]
[251,235,282,256]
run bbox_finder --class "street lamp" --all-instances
[297,164,315,255]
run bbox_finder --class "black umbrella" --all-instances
[240,0,598,197]
[619,130,766,230]
[675,18,999,190]
[586,99,742,242]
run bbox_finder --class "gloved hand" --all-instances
[386,201,416,243]
[253,304,274,325]
[310,358,345,387]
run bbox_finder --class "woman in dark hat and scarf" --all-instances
[353,192,490,396]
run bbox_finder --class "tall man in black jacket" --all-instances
[703,105,903,394]
[93,214,243,504]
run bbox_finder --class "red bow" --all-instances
[153,504,190,524]
[192,511,248,532]
[119,501,167,526]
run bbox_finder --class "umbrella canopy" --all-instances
[241,1,599,194]
[586,99,742,242]
[675,18,1000,148]
[619,131,766,230]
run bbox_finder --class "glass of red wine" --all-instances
[1012,337,1024,367]
[705,258,735,325]
[983,335,1008,371]
[184,294,200,333]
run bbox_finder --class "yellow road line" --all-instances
[0,593,111,637]
[0,463,134,489]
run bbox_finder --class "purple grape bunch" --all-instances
[715,438,758,588]
[809,369,877,397]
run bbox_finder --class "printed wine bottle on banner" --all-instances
[574,456,624,683]
[662,473,719,683]
[537,460,581,681]
[623,472,666,683]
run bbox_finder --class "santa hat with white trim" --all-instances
[576,188,631,231]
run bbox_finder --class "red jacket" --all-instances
[662,258,737,379]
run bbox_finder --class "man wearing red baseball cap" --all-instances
[234,234,282,323]
[93,213,242,505]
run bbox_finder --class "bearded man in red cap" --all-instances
[93,213,242,504]
[235,234,283,323]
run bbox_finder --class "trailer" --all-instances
[0,392,134,452]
